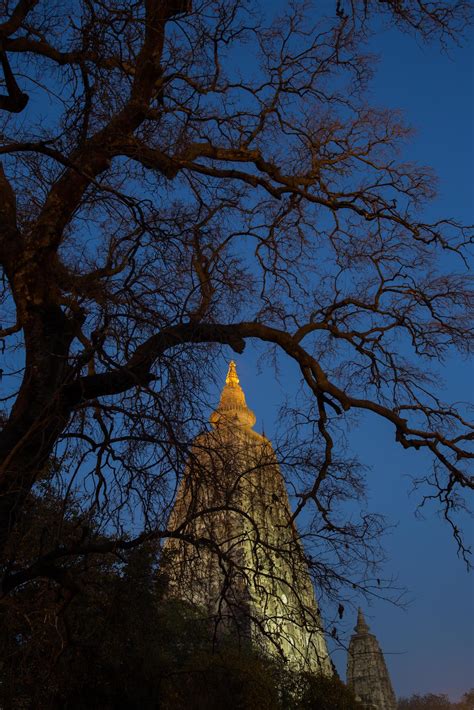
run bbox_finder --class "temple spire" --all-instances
[226,360,240,387]
[355,607,370,634]
[165,361,332,676]
[347,609,397,709]
[210,361,256,429]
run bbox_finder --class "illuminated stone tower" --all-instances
[164,361,331,674]
[346,609,397,710]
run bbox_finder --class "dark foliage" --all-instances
[398,690,474,710]
[0,486,362,710]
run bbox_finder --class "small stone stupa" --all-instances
[346,609,397,710]
[164,361,331,674]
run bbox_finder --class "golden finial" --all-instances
[225,360,240,387]
[210,360,256,429]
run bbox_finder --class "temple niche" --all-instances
[346,609,397,710]
[163,361,332,674]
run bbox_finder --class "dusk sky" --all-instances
[215,21,474,701]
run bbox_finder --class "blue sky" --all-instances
[217,22,473,701]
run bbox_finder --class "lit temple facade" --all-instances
[164,361,332,674]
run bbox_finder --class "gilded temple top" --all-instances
[226,360,240,387]
[210,361,257,429]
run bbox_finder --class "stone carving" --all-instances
[346,609,397,710]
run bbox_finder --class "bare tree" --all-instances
[0,0,472,601]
